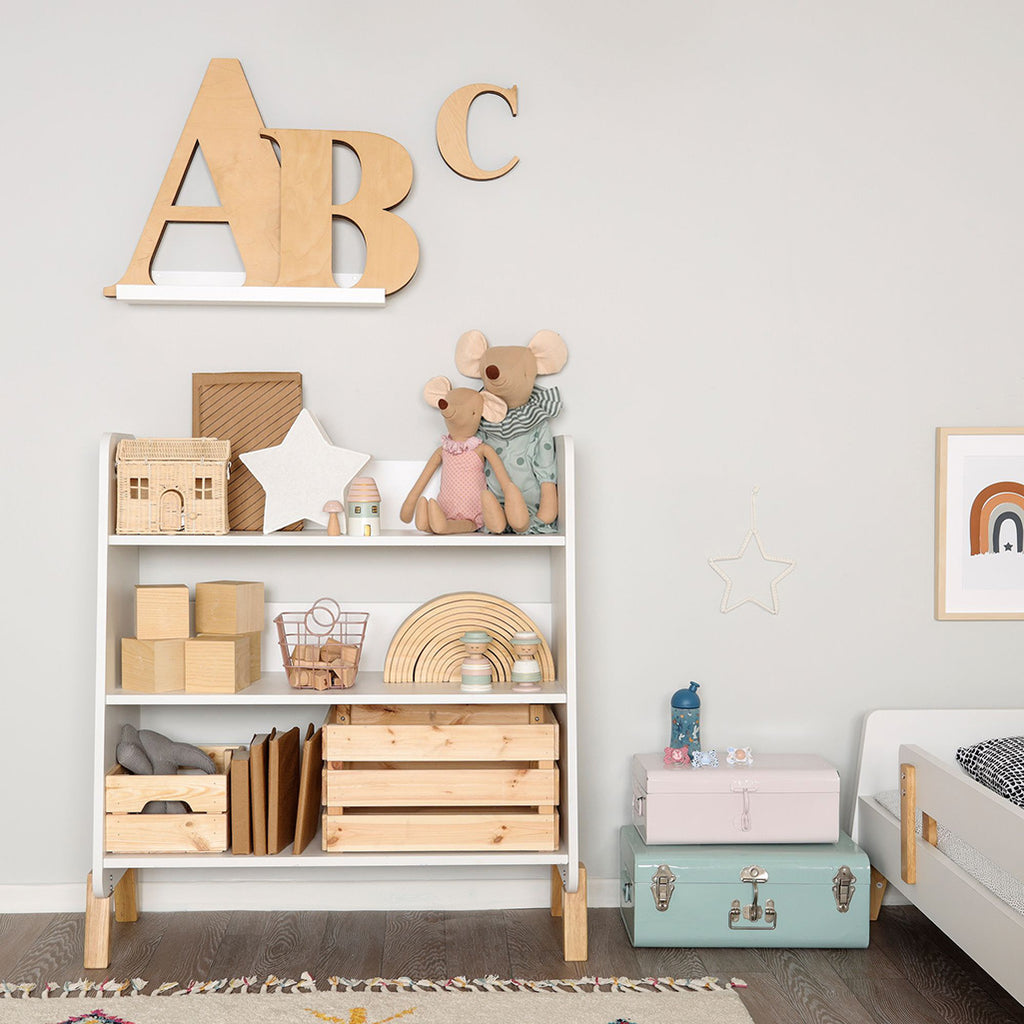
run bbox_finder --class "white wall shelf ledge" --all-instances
[112,272,384,306]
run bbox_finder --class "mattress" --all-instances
[874,789,1024,915]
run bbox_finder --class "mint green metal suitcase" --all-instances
[619,825,869,947]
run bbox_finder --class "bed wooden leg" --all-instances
[900,763,917,883]
[922,811,938,848]
[869,867,888,920]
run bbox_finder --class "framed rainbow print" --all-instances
[936,427,1024,619]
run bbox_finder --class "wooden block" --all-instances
[199,631,260,682]
[184,635,250,693]
[196,580,264,634]
[121,637,185,692]
[135,584,190,640]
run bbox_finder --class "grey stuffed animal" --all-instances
[116,724,216,814]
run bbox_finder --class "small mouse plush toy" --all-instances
[455,329,568,534]
[116,724,216,814]
[400,376,528,535]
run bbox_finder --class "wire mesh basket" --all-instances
[274,598,369,690]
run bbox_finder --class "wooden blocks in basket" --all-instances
[275,599,368,691]
[321,703,560,852]
[104,745,234,853]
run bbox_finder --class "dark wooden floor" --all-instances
[0,906,1021,1023]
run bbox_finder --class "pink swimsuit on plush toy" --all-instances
[438,435,486,529]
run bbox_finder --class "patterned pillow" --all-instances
[956,736,1024,809]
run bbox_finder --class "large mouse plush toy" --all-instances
[455,329,568,534]
[400,376,528,535]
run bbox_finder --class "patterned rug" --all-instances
[0,976,753,1024]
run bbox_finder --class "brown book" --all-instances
[229,746,252,855]
[249,729,275,856]
[293,724,323,855]
[267,726,301,855]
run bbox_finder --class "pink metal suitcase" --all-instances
[631,751,840,844]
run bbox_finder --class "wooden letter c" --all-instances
[436,83,518,181]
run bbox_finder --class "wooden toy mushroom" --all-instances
[323,500,344,536]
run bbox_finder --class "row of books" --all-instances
[228,724,322,855]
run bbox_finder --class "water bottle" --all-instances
[670,682,701,753]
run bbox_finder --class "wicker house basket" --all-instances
[115,438,231,535]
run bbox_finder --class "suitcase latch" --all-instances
[833,865,856,913]
[650,864,676,912]
[728,864,777,930]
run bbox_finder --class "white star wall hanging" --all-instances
[709,487,795,614]
[238,409,370,533]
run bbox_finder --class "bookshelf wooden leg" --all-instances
[114,868,138,923]
[561,863,588,962]
[84,872,112,970]
[550,864,564,917]
[869,867,888,921]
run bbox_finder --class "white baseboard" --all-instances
[2,877,621,914]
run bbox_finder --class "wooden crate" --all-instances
[321,704,559,852]
[104,745,234,854]
[322,703,559,762]
[322,808,560,852]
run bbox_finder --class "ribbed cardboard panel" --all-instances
[192,372,303,531]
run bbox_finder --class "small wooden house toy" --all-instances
[346,477,381,537]
[115,438,230,535]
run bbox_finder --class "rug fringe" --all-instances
[0,975,746,998]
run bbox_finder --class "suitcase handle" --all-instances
[728,865,777,930]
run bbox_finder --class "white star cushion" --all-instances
[239,409,370,533]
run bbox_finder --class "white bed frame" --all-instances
[852,709,1024,1005]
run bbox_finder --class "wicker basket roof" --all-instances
[116,438,231,463]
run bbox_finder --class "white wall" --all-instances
[3,0,1023,907]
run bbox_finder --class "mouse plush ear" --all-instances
[480,391,509,424]
[423,376,452,408]
[528,330,568,375]
[455,330,490,378]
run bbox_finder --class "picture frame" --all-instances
[936,426,1024,619]
[192,371,303,531]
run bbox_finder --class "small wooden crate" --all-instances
[321,704,560,852]
[104,745,235,854]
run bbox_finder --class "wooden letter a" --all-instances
[104,59,281,295]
